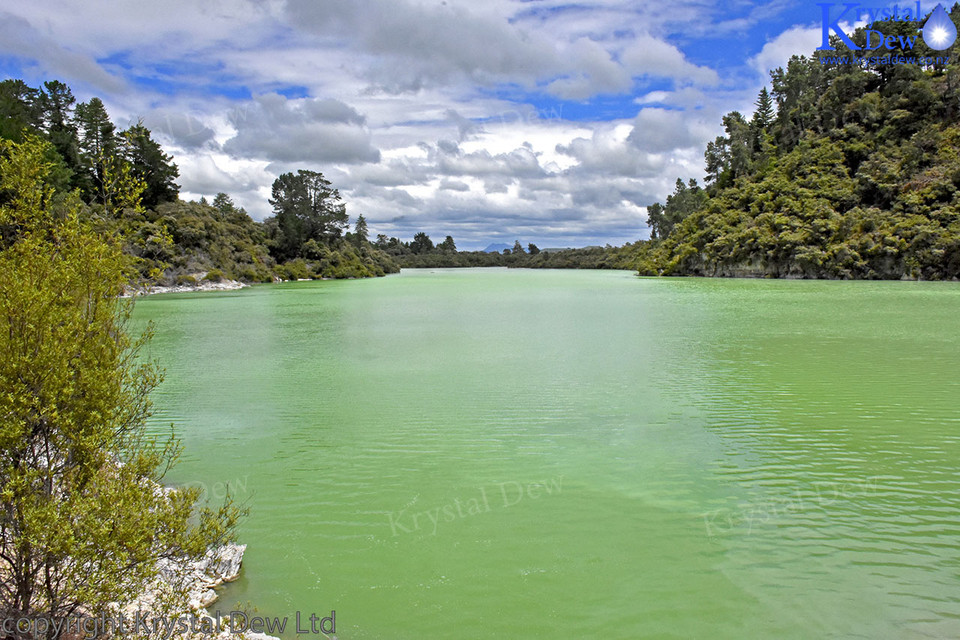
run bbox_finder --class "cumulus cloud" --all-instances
[143,109,217,149]
[347,162,425,187]
[557,124,668,177]
[0,0,797,247]
[446,109,484,141]
[284,0,720,99]
[749,24,826,80]
[483,178,512,194]
[627,108,713,153]
[0,12,125,93]
[620,36,719,87]
[285,0,558,87]
[222,94,380,164]
[436,144,547,178]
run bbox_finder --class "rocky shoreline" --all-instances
[110,477,281,639]
[124,279,247,297]
[125,542,280,640]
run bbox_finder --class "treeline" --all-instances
[0,79,397,284]
[636,7,960,279]
[378,233,644,269]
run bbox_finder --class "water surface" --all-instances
[132,269,960,639]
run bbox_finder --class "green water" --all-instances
[130,269,960,639]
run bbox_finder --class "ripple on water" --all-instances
[132,273,960,639]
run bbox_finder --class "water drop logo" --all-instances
[922,4,957,50]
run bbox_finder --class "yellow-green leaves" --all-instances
[0,113,244,628]
[0,136,55,240]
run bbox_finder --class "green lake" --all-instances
[130,268,960,639]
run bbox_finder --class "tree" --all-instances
[646,202,667,239]
[98,148,146,218]
[721,112,752,179]
[438,235,457,253]
[39,81,83,192]
[268,169,348,260]
[74,97,117,204]
[119,122,180,209]
[750,87,777,160]
[0,136,242,637]
[512,240,525,254]
[410,231,434,254]
[212,192,236,217]
[528,243,540,255]
[0,80,42,142]
[704,136,729,186]
[752,87,775,132]
[354,214,368,247]
[650,179,707,240]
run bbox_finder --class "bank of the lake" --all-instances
[132,269,960,639]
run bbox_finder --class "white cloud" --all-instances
[749,19,866,81]
[0,0,801,246]
[222,94,380,164]
[620,35,719,87]
[749,24,825,80]
[439,179,471,192]
[0,12,125,93]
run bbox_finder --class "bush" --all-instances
[276,259,311,281]
[203,268,224,282]
[175,274,197,285]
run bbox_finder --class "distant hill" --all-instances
[482,243,512,253]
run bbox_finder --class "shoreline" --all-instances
[124,279,248,297]
[98,541,279,640]
[128,481,280,640]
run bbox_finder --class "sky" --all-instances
[0,0,886,248]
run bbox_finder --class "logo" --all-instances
[818,2,957,51]
[923,3,958,49]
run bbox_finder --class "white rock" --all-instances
[206,543,246,583]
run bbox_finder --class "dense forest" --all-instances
[636,7,960,279]
[0,79,398,285]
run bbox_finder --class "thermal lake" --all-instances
[131,269,960,639]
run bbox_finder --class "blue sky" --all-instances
[0,0,892,248]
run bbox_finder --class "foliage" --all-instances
[0,136,243,634]
[409,231,434,255]
[381,233,644,271]
[0,79,399,285]
[641,6,960,279]
[117,122,179,209]
[267,170,348,261]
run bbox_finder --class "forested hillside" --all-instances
[0,79,397,284]
[638,7,960,279]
